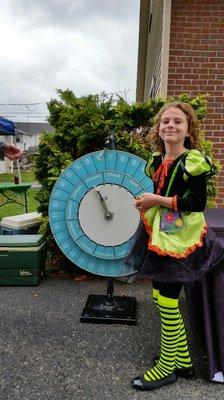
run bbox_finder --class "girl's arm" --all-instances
[134,175,207,212]
[134,193,173,211]
[177,175,207,212]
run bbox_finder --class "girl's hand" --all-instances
[134,193,158,212]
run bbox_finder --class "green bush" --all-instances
[34,90,220,271]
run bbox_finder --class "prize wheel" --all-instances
[49,150,153,277]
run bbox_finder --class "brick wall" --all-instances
[167,0,224,207]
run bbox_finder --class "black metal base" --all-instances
[80,294,137,325]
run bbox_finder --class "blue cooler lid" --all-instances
[0,234,45,248]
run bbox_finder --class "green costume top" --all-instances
[142,149,215,258]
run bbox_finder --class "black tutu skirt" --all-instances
[125,221,224,283]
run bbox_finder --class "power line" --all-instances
[0,88,136,107]
[2,115,49,118]
[0,66,136,76]
[0,102,47,106]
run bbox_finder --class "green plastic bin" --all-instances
[0,234,46,286]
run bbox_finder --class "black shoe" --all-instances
[153,356,195,380]
[132,372,177,391]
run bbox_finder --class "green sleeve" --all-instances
[145,152,161,178]
[183,149,213,180]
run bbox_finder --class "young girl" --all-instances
[126,101,224,391]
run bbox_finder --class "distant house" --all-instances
[15,122,54,151]
[136,0,224,206]
[0,122,54,173]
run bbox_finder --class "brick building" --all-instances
[136,0,224,206]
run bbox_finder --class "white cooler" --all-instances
[1,212,42,235]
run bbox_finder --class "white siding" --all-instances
[140,0,171,100]
[144,0,164,99]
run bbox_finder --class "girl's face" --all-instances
[159,107,190,147]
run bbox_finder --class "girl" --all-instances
[126,101,224,391]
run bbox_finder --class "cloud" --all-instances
[0,0,139,121]
[7,0,136,29]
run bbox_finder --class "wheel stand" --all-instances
[80,278,137,326]
[80,132,136,326]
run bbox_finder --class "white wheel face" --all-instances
[78,184,140,246]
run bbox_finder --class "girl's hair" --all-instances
[149,101,202,154]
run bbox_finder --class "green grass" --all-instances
[0,171,40,220]
[0,170,36,183]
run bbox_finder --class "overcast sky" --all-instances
[0,0,140,122]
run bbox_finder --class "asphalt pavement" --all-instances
[0,276,223,400]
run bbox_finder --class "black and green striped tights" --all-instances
[132,282,194,391]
